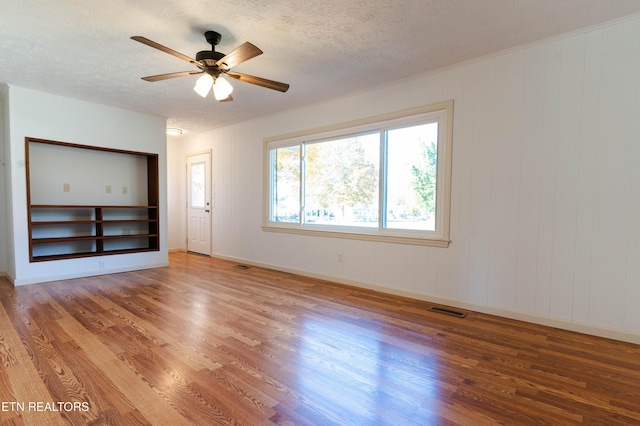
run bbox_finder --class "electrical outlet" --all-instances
[63,183,71,192]
[98,261,105,270]
[105,185,112,194]
[122,186,128,195]
[337,252,343,263]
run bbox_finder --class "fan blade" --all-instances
[226,72,289,92]
[215,42,263,70]
[219,95,233,102]
[141,71,203,82]
[131,36,201,65]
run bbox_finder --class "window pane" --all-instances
[190,162,206,208]
[272,146,300,222]
[385,122,438,231]
[305,134,379,227]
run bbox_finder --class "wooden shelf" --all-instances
[32,233,159,244]
[28,205,159,262]
[31,204,158,209]
[32,235,101,244]
[30,247,159,262]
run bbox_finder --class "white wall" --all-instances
[28,142,149,205]
[169,15,640,343]
[0,85,8,276]
[6,86,169,285]
[167,137,186,251]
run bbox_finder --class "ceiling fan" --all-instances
[131,31,289,102]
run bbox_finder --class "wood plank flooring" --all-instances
[1,252,639,425]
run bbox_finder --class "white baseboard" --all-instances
[211,252,640,345]
[11,262,170,286]
[4,270,17,286]
[168,247,187,253]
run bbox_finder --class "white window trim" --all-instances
[262,100,453,247]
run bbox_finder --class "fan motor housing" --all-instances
[196,50,226,67]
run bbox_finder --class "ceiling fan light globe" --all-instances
[194,73,214,97]
[213,76,233,100]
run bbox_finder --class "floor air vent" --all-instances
[428,306,467,318]
[235,265,250,270]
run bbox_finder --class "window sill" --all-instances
[261,224,450,248]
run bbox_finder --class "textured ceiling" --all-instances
[2,1,640,135]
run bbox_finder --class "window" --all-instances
[305,132,380,228]
[190,161,206,209]
[263,101,453,247]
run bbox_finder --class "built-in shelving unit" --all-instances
[26,138,160,262]
[29,205,159,261]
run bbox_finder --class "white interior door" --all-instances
[186,152,211,255]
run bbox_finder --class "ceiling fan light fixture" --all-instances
[213,76,233,101]
[133,31,289,100]
[194,73,214,97]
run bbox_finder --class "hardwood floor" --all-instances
[1,252,639,425]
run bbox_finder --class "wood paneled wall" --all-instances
[172,16,640,341]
